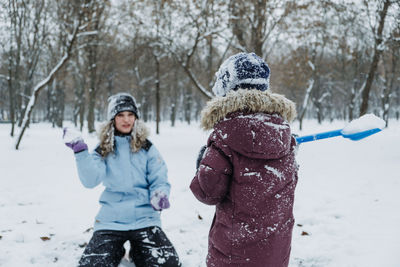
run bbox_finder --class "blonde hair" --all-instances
[97,120,149,158]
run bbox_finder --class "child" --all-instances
[64,93,181,267]
[190,53,298,267]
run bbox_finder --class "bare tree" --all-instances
[380,19,400,126]
[4,0,27,136]
[17,0,50,128]
[228,0,296,60]
[359,0,393,116]
[1,0,399,138]
[71,49,86,130]
[81,0,109,133]
[15,1,84,149]
[162,0,229,100]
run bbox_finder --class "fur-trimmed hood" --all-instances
[201,89,297,130]
[97,119,149,157]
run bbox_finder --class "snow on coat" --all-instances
[190,89,298,267]
[74,121,170,231]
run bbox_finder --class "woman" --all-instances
[64,93,181,267]
[190,53,298,267]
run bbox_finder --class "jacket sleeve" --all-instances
[74,149,106,188]
[190,143,232,205]
[146,145,171,198]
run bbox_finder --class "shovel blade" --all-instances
[341,128,382,141]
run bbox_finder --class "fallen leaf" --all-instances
[84,227,93,233]
[301,231,309,236]
[297,224,303,227]
[198,214,203,220]
[40,236,51,241]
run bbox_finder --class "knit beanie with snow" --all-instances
[212,52,270,97]
[107,93,139,121]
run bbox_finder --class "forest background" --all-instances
[0,0,399,144]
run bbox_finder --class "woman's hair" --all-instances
[97,120,149,158]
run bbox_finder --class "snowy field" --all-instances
[0,119,399,267]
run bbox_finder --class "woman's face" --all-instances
[114,111,136,134]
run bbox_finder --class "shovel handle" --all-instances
[295,128,382,144]
[295,129,342,144]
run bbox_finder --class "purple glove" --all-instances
[150,191,170,211]
[63,128,88,153]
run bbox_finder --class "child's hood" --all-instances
[212,112,293,159]
[201,89,297,159]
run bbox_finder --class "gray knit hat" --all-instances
[107,93,139,121]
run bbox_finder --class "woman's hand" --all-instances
[63,127,88,153]
[151,191,170,211]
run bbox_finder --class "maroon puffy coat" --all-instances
[190,89,298,267]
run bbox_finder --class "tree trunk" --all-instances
[170,103,176,127]
[50,78,56,127]
[348,88,356,121]
[87,88,96,133]
[184,90,192,125]
[7,0,24,136]
[315,102,322,124]
[7,76,16,137]
[252,0,265,57]
[86,39,98,133]
[359,0,391,116]
[298,77,314,131]
[155,55,160,135]
[55,79,65,128]
[84,1,106,133]
[381,47,398,127]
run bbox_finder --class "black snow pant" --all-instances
[78,226,181,267]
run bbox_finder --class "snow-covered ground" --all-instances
[0,119,399,267]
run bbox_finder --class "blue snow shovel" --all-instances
[295,128,382,144]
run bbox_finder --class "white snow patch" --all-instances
[236,114,289,130]
[142,237,155,245]
[264,165,283,181]
[243,172,260,177]
[62,127,83,143]
[341,114,385,134]
[217,129,228,139]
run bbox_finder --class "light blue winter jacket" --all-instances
[74,133,170,231]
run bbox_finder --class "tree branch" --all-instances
[15,18,81,150]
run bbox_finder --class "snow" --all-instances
[76,31,99,37]
[1,119,400,267]
[341,114,386,134]
[235,114,290,130]
[62,127,83,143]
[264,165,283,181]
